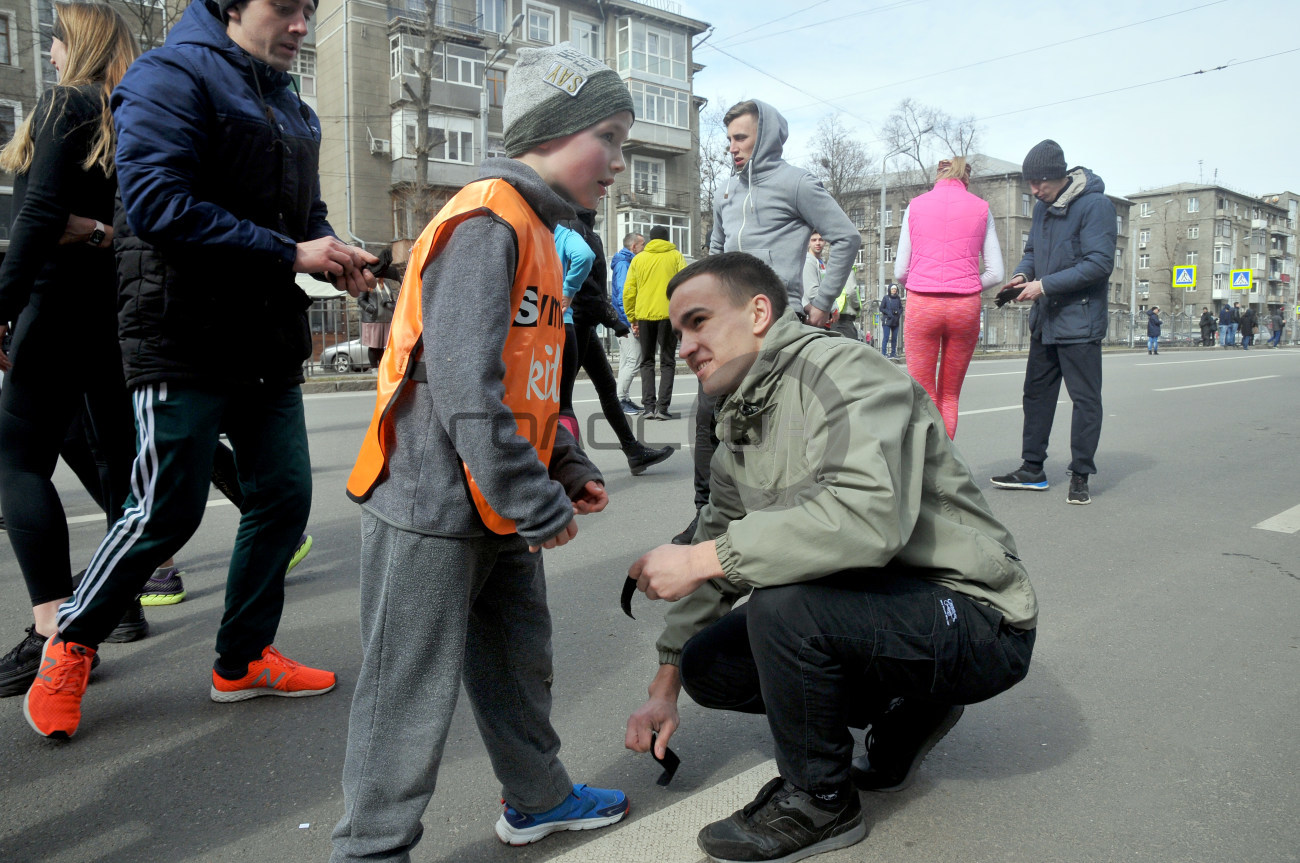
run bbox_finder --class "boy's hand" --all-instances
[572,480,607,515]
[528,518,577,553]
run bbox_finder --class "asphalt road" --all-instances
[0,345,1296,863]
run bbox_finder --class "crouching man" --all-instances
[624,252,1038,863]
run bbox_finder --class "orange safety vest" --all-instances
[346,178,565,535]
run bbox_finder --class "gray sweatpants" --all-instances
[330,512,573,863]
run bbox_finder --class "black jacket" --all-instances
[561,207,615,331]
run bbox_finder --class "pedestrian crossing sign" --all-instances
[1230,269,1252,289]
[1173,266,1196,288]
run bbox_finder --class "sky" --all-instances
[675,0,1300,199]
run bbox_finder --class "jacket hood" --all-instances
[171,1,293,92]
[1049,167,1106,215]
[642,238,678,254]
[479,157,574,229]
[733,100,789,181]
[612,246,634,263]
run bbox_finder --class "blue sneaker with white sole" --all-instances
[990,464,1049,491]
[495,783,629,845]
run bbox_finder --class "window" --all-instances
[1139,254,1150,269]
[883,244,894,263]
[290,48,316,98]
[849,207,865,229]
[391,110,475,164]
[1185,251,1198,265]
[0,100,20,147]
[883,206,893,227]
[486,68,506,107]
[1187,196,1199,213]
[1139,229,1150,246]
[1116,214,1124,234]
[1214,245,1229,264]
[391,34,436,79]
[38,0,57,89]
[486,136,506,159]
[526,3,556,44]
[1021,193,1032,216]
[631,156,665,207]
[1213,273,1224,291]
[1138,279,1149,295]
[445,51,483,87]
[1252,253,1266,271]
[0,14,12,66]
[1115,247,1122,267]
[1217,196,1228,211]
[1141,202,1152,217]
[617,19,687,81]
[1021,231,1029,252]
[570,17,602,61]
[854,247,865,266]
[478,0,507,33]
[628,80,689,128]
[619,209,691,256]
[1215,218,1231,238]
[1187,225,1199,239]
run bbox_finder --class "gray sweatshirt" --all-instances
[710,100,861,314]
[363,158,602,547]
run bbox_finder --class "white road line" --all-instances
[1253,504,1300,534]
[958,400,1065,417]
[543,760,777,863]
[67,497,233,527]
[1137,353,1295,366]
[965,370,1027,378]
[1154,375,1278,392]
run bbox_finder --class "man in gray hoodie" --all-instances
[674,100,861,544]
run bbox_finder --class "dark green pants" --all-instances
[59,382,311,667]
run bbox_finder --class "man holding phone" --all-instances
[990,140,1116,505]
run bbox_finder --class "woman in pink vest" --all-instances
[895,158,1004,438]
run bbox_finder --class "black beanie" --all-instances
[1022,139,1067,180]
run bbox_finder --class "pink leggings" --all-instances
[903,292,981,439]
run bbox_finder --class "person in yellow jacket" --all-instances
[622,225,687,419]
[333,43,634,862]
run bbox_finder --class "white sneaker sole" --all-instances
[210,681,335,703]
[494,807,628,845]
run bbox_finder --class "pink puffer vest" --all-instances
[904,178,989,295]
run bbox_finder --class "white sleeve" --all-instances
[979,210,1005,289]
[893,207,911,284]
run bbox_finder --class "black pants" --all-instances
[680,574,1034,794]
[692,390,719,509]
[573,321,637,451]
[1021,336,1102,475]
[0,293,135,606]
[559,322,579,426]
[637,319,677,411]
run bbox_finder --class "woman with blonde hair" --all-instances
[894,157,1004,438]
[0,1,140,696]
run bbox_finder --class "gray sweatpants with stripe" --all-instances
[330,511,573,863]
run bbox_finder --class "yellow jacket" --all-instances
[622,238,686,322]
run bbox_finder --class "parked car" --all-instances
[319,338,370,373]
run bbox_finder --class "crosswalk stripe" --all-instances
[1253,504,1300,534]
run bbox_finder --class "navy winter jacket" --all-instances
[1147,313,1162,337]
[1015,168,1117,345]
[110,0,335,388]
[880,293,902,327]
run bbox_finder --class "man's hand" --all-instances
[294,237,378,298]
[629,540,724,602]
[561,295,573,313]
[528,518,577,554]
[626,664,682,757]
[0,323,10,372]
[1015,279,1045,302]
[571,480,608,515]
[807,306,831,328]
[61,214,112,247]
[630,321,639,337]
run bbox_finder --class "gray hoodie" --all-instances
[710,100,861,314]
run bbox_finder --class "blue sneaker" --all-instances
[494,783,629,845]
[990,465,1049,491]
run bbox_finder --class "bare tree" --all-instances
[115,0,185,52]
[806,113,873,215]
[881,98,983,188]
[392,1,451,238]
[695,99,732,256]
[1155,213,1185,318]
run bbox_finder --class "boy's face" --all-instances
[727,113,758,171]
[534,111,632,210]
[671,273,772,397]
[227,0,315,73]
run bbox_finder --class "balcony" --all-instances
[388,2,490,39]
[625,122,692,155]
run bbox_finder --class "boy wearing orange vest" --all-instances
[331,44,634,861]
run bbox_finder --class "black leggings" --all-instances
[572,322,637,451]
[559,322,579,429]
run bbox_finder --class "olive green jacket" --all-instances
[656,311,1038,665]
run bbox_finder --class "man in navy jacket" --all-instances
[23,0,376,740]
[991,140,1116,506]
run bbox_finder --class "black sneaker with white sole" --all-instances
[697,776,866,863]
[1067,472,1091,505]
[851,701,964,792]
[990,464,1049,491]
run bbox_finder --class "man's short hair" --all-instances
[622,232,643,249]
[723,100,759,128]
[667,252,786,314]
[648,226,670,242]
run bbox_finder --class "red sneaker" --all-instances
[23,636,96,739]
[209,645,335,703]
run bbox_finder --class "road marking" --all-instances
[965,371,1027,378]
[1253,504,1300,534]
[1137,353,1295,366]
[68,498,233,527]
[958,400,1065,417]
[1154,375,1278,392]
[544,760,777,863]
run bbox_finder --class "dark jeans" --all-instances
[679,574,1034,794]
[573,321,637,451]
[692,390,719,509]
[59,382,311,667]
[831,315,859,342]
[1021,336,1102,476]
[881,324,899,355]
[637,318,677,411]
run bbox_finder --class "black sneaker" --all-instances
[672,511,700,546]
[850,702,964,792]
[619,398,642,415]
[990,464,1049,491]
[697,776,866,863]
[626,443,674,476]
[0,626,46,698]
[104,597,149,644]
[1067,472,1091,505]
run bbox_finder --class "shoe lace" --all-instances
[262,646,302,671]
[44,645,92,691]
[741,777,790,823]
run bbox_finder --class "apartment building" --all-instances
[314,0,709,261]
[1125,183,1298,321]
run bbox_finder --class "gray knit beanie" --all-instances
[503,43,634,158]
[1022,139,1067,181]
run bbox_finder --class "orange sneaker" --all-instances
[23,636,95,739]
[209,645,336,703]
